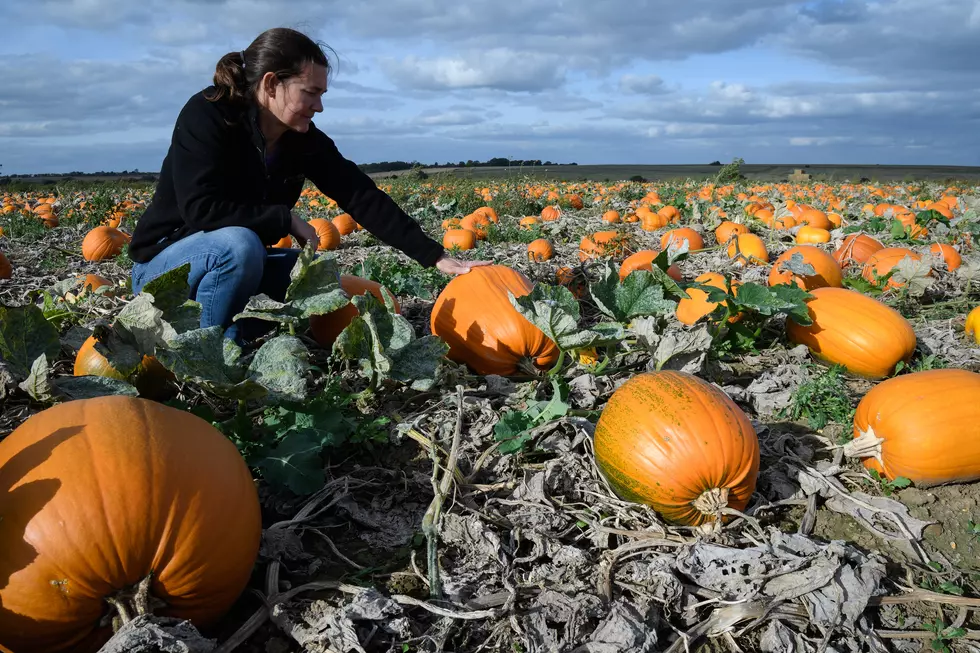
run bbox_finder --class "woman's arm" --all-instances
[170,95,291,242]
[301,125,445,268]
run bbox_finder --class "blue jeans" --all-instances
[131,227,300,344]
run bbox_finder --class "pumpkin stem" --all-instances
[841,426,885,466]
[103,574,165,632]
[692,487,730,521]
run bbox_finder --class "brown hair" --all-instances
[206,27,335,105]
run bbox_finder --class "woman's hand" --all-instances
[435,255,492,275]
[290,211,318,248]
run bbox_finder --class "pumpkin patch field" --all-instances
[1,173,980,652]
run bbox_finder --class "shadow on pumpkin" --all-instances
[0,426,83,653]
[435,297,534,375]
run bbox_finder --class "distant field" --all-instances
[5,163,980,186]
[386,163,980,183]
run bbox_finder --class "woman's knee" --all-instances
[207,227,267,268]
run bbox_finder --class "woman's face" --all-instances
[263,62,327,133]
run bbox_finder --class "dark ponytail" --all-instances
[205,27,335,106]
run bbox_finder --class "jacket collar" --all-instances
[245,101,267,153]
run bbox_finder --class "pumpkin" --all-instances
[540,205,561,222]
[832,233,883,270]
[714,221,748,244]
[593,370,760,526]
[473,206,499,223]
[81,227,129,261]
[309,275,400,348]
[0,252,11,280]
[308,218,340,251]
[77,274,113,296]
[430,265,559,376]
[0,396,261,653]
[768,246,843,290]
[795,226,831,244]
[556,266,587,299]
[74,334,175,400]
[460,213,490,239]
[443,228,476,251]
[619,250,682,282]
[785,286,917,379]
[601,210,621,224]
[578,231,628,262]
[726,233,769,266]
[527,239,554,262]
[844,369,980,487]
[797,209,832,230]
[272,235,293,248]
[862,247,928,289]
[966,305,980,344]
[660,228,704,252]
[929,243,961,271]
[675,272,741,325]
[332,213,358,236]
[519,216,540,229]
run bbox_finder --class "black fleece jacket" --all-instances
[128,87,445,267]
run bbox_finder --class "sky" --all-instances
[1,0,979,175]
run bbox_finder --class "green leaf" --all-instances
[154,326,267,400]
[233,294,302,325]
[592,263,676,321]
[52,375,139,399]
[774,251,817,279]
[254,429,326,495]
[284,244,349,318]
[0,304,62,380]
[389,335,449,391]
[247,335,311,403]
[493,411,536,454]
[91,326,144,379]
[140,262,192,310]
[508,283,621,351]
[890,476,912,489]
[734,282,813,325]
[115,294,177,353]
[528,377,570,422]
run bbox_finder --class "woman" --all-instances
[128,27,489,343]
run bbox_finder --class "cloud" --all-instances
[618,74,669,95]
[377,49,567,91]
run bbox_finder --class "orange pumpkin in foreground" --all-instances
[593,370,760,526]
[308,218,341,251]
[785,286,917,379]
[309,275,400,348]
[832,233,883,270]
[0,396,261,653]
[430,265,558,376]
[845,369,980,487]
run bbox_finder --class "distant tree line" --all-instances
[0,158,579,181]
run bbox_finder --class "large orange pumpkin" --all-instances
[81,227,129,262]
[785,286,917,379]
[768,245,843,290]
[443,229,477,250]
[309,275,400,348]
[430,265,559,376]
[726,233,769,266]
[846,369,980,486]
[832,233,883,270]
[331,213,358,236]
[0,396,261,653]
[74,334,175,400]
[593,370,760,526]
[660,228,704,251]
